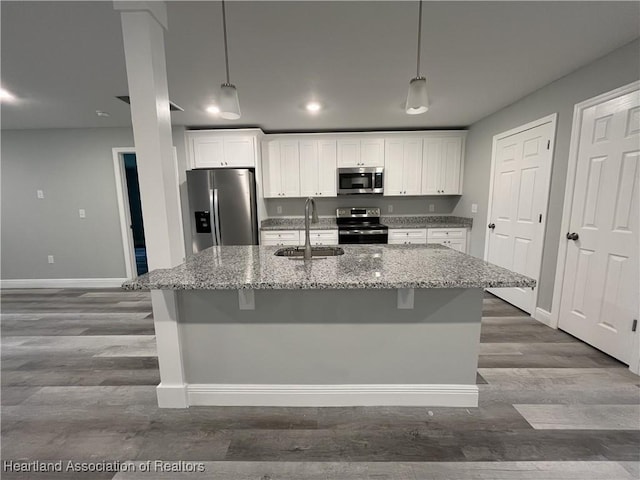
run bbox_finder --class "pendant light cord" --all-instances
[222,0,231,84]
[416,0,423,78]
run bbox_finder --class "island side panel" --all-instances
[175,288,483,407]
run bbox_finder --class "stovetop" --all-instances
[336,207,388,230]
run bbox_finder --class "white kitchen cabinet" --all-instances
[422,136,463,195]
[260,230,301,246]
[427,228,468,253]
[306,229,339,245]
[384,138,423,196]
[388,228,427,245]
[300,140,337,197]
[337,138,384,167]
[262,140,301,198]
[187,131,256,168]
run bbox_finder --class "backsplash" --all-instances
[265,196,461,217]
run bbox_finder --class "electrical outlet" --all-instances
[47,255,54,264]
[387,205,393,213]
[471,203,478,213]
[37,190,44,199]
[429,204,435,212]
[276,205,282,214]
[79,209,86,218]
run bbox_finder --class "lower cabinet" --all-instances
[388,229,427,245]
[260,230,300,246]
[260,229,338,246]
[426,228,468,253]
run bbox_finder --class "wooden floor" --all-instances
[1,289,639,479]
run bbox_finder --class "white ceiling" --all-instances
[1,1,638,131]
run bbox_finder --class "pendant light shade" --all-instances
[405,1,429,115]
[219,0,241,120]
[406,76,429,114]
[219,82,241,120]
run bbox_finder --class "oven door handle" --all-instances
[339,229,387,235]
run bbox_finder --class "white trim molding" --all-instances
[534,307,552,328]
[186,384,478,408]
[0,278,128,289]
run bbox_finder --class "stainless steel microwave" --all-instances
[337,167,384,195]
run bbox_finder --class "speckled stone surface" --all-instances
[261,217,338,230]
[123,244,534,291]
[381,215,473,229]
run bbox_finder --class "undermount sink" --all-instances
[274,246,345,258]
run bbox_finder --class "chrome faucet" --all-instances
[304,196,319,260]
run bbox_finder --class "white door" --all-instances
[262,141,282,198]
[299,140,318,197]
[192,136,224,168]
[224,137,255,167]
[317,140,337,197]
[361,138,385,167]
[337,140,359,167]
[403,139,423,195]
[280,141,300,197]
[441,137,462,194]
[422,138,442,194]
[557,87,639,364]
[384,139,405,195]
[486,116,556,314]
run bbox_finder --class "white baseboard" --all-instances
[186,384,478,408]
[534,307,552,327]
[156,383,189,408]
[0,278,128,289]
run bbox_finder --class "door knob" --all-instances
[566,232,579,241]
[488,223,496,230]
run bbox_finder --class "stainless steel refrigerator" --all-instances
[186,169,258,253]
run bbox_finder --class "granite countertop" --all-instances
[123,244,534,291]
[260,216,472,231]
[261,217,338,230]
[381,215,473,229]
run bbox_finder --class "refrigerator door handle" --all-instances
[213,188,222,245]
[209,188,218,246]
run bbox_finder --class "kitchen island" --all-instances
[124,244,534,408]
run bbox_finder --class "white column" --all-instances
[115,1,184,270]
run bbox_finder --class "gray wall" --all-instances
[1,126,192,280]
[266,195,461,218]
[453,39,640,312]
[1,128,135,279]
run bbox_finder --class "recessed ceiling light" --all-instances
[306,102,322,113]
[95,110,110,117]
[206,105,220,114]
[0,88,16,102]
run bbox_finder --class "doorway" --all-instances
[484,114,557,314]
[122,154,148,275]
[552,82,639,370]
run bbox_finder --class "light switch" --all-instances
[429,204,435,212]
[471,203,478,213]
[79,209,86,218]
[37,190,44,199]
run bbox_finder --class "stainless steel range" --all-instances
[336,207,388,244]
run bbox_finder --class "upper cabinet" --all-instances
[384,138,423,196]
[337,138,384,167]
[300,139,337,197]
[262,140,301,198]
[186,130,258,169]
[422,136,464,195]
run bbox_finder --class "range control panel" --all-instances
[336,208,381,218]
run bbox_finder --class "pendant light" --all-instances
[405,0,429,115]
[219,0,241,120]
